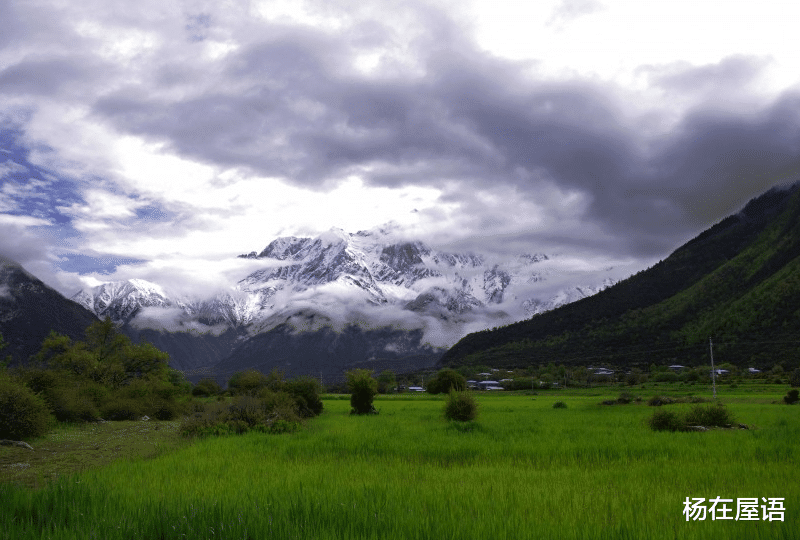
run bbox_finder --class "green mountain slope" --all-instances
[438,183,800,369]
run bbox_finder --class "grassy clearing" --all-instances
[1,385,797,539]
[0,420,187,489]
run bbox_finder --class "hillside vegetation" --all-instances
[439,184,800,369]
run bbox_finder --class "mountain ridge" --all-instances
[0,256,99,364]
[438,182,800,369]
[70,224,627,376]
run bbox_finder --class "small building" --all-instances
[669,364,687,372]
[408,386,425,392]
[477,380,502,390]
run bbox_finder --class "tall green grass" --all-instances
[1,392,797,539]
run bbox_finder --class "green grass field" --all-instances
[1,384,797,539]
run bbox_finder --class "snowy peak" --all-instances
[72,279,171,323]
[74,225,629,350]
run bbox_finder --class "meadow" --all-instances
[1,384,797,539]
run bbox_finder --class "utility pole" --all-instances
[709,337,716,400]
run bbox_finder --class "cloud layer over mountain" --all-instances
[1,0,800,297]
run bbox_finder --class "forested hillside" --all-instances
[439,183,800,370]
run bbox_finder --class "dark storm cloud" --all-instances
[90,21,800,258]
[642,55,769,94]
[4,0,798,264]
[0,58,95,96]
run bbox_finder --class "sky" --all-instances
[2,0,800,298]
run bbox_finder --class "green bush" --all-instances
[782,389,798,405]
[616,392,634,404]
[647,395,675,406]
[648,409,685,432]
[22,369,59,395]
[684,403,735,427]
[44,387,100,423]
[228,370,271,396]
[179,393,301,437]
[651,372,679,383]
[346,369,378,415]
[101,398,143,421]
[376,370,396,394]
[284,377,324,417]
[192,378,222,397]
[0,378,53,440]
[444,390,478,422]
[150,399,180,420]
[427,369,467,395]
[552,401,568,409]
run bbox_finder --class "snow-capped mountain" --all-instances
[71,224,633,378]
[72,278,171,323]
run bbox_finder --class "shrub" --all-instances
[376,370,396,394]
[617,392,634,404]
[648,409,685,432]
[0,378,53,439]
[346,369,378,415]
[192,378,222,397]
[22,369,59,395]
[427,369,467,395]
[790,369,800,388]
[783,389,799,405]
[684,403,735,427]
[552,401,567,409]
[44,387,100,423]
[101,398,143,421]
[179,393,301,437]
[150,399,180,420]
[228,370,273,396]
[284,376,324,417]
[651,372,679,383]
[647,395,675,406]
[444,390,478,421]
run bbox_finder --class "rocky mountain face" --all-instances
[0,256,99,365]
[71,224,627,381]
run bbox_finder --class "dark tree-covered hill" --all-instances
[438,182,800,370]
[0,256,99,364]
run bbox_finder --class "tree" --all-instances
[376,370,396,394]
[284,376,324,417]
[228,370,270,395]
[193,378,222,397]
[85,318,129,363]
[0,332,9,368]
[426,368,466,394]
[789,368,800,388]
[0,376,53,440]
[346,369,378,415]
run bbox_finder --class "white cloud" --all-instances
[1,0,799,310]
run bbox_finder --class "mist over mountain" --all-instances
[70,223,629,379]
[439,182,800,370]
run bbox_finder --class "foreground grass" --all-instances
[1,387,797,539]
